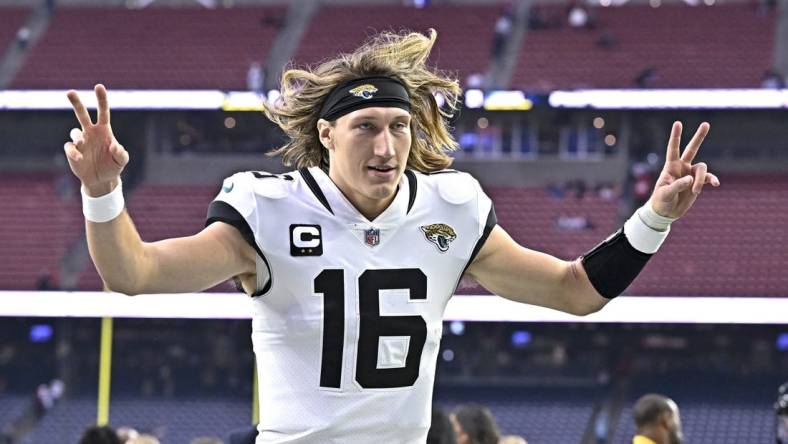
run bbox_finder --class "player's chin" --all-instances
[363,180,398,200]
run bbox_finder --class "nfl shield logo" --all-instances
[364,228,380,247]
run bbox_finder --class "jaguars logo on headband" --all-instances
[420,223,457,253]
[349,84,379,99]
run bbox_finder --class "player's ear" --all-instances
[317,118,334,151]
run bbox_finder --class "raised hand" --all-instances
[64,84,129,197]
[650,121,720,219]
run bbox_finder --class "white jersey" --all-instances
[206,167,496,443]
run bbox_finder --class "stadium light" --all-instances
[549,89,788,109]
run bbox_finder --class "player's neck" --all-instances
[354,194,395,221]
[327,171,397,221]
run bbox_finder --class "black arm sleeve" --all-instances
[581,228,652,299]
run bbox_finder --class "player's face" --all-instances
[323,107,411,218]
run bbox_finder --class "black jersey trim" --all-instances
[460,204,498,278]
[299,168,334,215]
[205,201,272,297]
[404,169,417,214]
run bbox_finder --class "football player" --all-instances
[64,30,719,443]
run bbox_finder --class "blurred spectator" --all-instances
[116,426,140,443]
[79,426,121,444]
[567,3,589,28]
[450,403,501,444]
[594,407,610,443]
[528,6,547,30]
[36,269,57,291]
[630,162,654,208]
[491,8,514,59]
[34,379,63,416]
[247,62,264,95]
[16,26,31,50]
[634,67,659,88]
[596,31,619,50]
[427,407,456,444]
[632,394,684,444]
[596,182,617,201]
[565,179,587,199]
[756,0,777,15]
[761,70,785,89]
[777,382,788,444]
[546,182,565,199]
[556,215,594,231]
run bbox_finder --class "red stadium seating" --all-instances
[0,173,82,290]
[294,4,504,86]
[0,7,29,56]
[513,3,775,90]
[11,6,285,89]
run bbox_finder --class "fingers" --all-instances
[95,84,110,125]
[64,142,83,162]
[681,122,710,163]
[66,90,93,129]
[666,121,682,162]
[663,175,694,200]
[109,142,129,168]
[69,128,83,144]
[705,172,720,187]
[691,162,707,194]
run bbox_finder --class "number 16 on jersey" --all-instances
[314,268,428,390]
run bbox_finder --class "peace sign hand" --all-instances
[64,84,129,197]
[650,121,720,220]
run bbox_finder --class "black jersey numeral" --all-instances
[314,268,428,390]
[314,269,345,388]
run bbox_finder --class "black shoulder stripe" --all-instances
[298,168,333,215]
[449,204,498,295]
[252,171,294,181]
[460,204,498,276]
[205,201,272,297]
[404,169,417,214]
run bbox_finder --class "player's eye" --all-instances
[392,122,409,131]
[357,122,374,130]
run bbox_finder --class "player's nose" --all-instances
[372,128,396,158]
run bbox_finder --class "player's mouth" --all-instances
[366,165,397,179]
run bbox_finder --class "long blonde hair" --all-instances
[263,29,462,173]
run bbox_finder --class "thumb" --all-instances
[662,175,693,200]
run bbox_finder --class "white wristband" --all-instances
[623,203,674,254]
[637,200,677,232]
[81,180,124,223]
